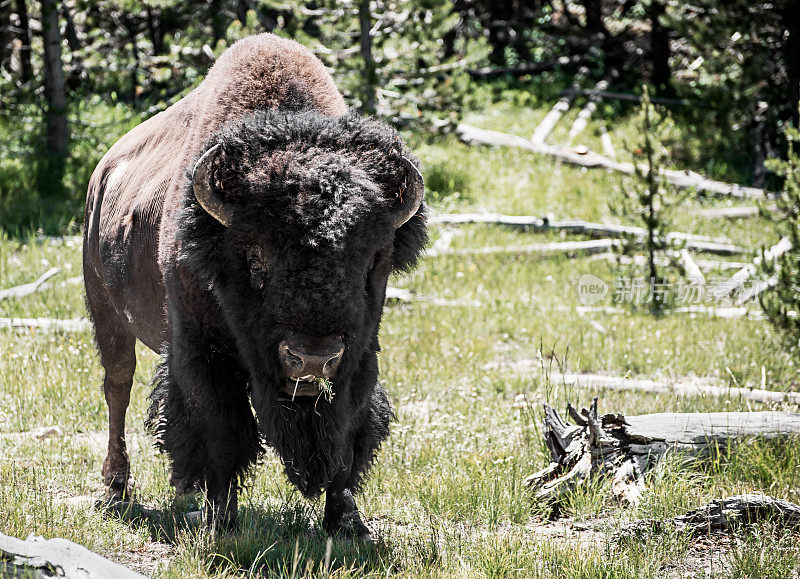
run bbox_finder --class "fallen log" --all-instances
[0,531,145,579]
[0,317,92,332]
[679,250,706,286]
[598,124,617,161]
[707,236,791,301]
[426,217,746,256]
[429,212,742,251]
[524,400,800,508]
[565,81,609,146]
[619,494,800,537]
[531,80,580,144]
[553,371,800,405]
[427,239,618,258]
[0,268,61,301]
[591,252,748,272]
[696,206,760,219]
[455,123,772,200]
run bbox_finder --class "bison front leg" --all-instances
[147,337,260,530]
[323,385,393,540]
[323,480,371,540]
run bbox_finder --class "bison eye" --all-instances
[249,258,266,273]
[246,248,268,274]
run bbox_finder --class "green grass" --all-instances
[0,92,799,577]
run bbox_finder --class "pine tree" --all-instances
[758,119,800,357]
[611,86,686,313]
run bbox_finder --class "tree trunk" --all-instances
[235,0,251,23]
[358,0,376,115]
[210,0,225,45]
[41,0,67,157]
[647,0,672,93]
[579,0,605,35]
[780,2,800,127]
[120,13,139,103]
[0,0,11,71]
[146,7,164,55]
[14,0,33,82]
[61,1,82,90]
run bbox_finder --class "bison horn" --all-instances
[391,156,424,229]
[192,144,234,227]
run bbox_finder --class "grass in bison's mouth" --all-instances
[281,377,335,403]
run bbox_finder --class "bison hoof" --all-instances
[323,510,372,541]
[104,472,135,501]
[184,508,238,532]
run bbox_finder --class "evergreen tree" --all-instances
[611,86,686,313]
[758,119,800,358]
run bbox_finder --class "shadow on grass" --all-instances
[98,496,403,576]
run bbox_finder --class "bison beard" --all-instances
[85,35,426,540]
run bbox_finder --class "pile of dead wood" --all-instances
[525,399,800,508]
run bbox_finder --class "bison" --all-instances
[83,33,427,539]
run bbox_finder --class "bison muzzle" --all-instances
[82,33,427,539]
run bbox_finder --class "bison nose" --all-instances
[278,334,345,379]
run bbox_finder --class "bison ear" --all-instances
[192,144,234,227]
[388,156,424,229]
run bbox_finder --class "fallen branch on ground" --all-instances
[0,317,92,332]
[455,123,771,200]
[525,399,800,509]
[531,77,583,144]
[427,239,618,257]
[0,531,145,579]
[590,252,748,272]
[696,206,761,219]
[565,80,609,146]
[553,372,800,405]
[428,212,744,253]
[708,237,791,302]
[679,250,706,286]
[619,494,800,537]
[0,268,61,301]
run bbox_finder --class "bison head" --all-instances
[176,110,426,422]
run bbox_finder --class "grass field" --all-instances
[1,88,799,577]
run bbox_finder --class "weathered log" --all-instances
[0,317,92,332]
[554,372,800,405]
[384,287,481,308]
[619,494,800,537]
[696,206,760,219]
[531,82,578,144]
[598,124,617,161]
[455,123,772,200]
[708,236,791,301]
[565,81,609,146]
[428,213,742,250]
[0,268,61,301]
[0,531,145,578]
[427,215,746,256]
[679,250,706,286]
[525,400,800,509]
[591,252,749,272]
[427,239,618,257]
